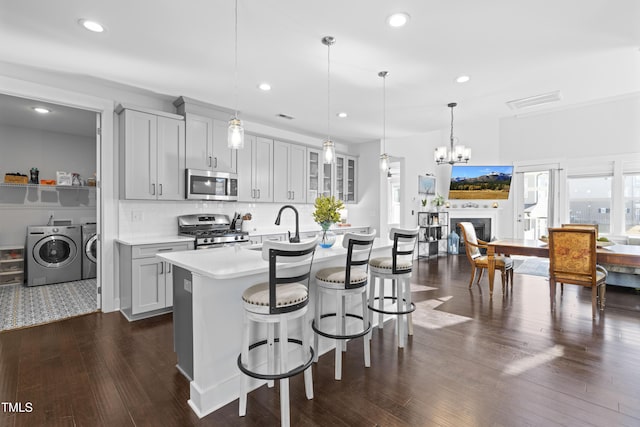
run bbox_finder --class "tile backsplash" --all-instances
[118,200,323,238]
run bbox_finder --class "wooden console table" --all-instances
[486,239,640,296]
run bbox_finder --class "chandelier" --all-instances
[434,102,471,165]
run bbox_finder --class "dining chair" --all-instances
[557,223,600,294]
[547,227,607,319]
[457,222,513,293]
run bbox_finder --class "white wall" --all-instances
[500,94,640,162]
[0,124,97,246]
[382,117,513,236]
[0,124,96,182]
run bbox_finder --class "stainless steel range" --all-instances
[178,214,249,249]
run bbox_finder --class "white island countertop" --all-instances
[157,236,391,280]
[115,235,196,246]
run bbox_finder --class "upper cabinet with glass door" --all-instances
[306,149,357,203]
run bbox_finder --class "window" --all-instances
[568,175,612,233]
[624,173,640,235]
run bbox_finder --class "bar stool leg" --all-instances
[405,277,414,337]
[267,322,275,388]
[239,312,251,416]
[377,276,385,329]
[302,315,314,400]
[313,289,322,363]
[397,279,405,348]
[361,289,370,367]
[279,318,290,427]
[335,292,343,380]
[341,294,347,353]
[367,277,376,342]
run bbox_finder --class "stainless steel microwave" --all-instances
[185,169,238,201]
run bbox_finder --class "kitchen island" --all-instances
[157,237,392,418]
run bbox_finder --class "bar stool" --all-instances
[312,230,376,380]
[238,238,318,427]
[368,227,419,348]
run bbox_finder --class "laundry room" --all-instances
[0,93,98,330]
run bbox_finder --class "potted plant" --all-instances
[431,193,446,211]
[421,199,428,211]
[313,195,344,248]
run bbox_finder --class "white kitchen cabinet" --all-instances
[274,141,306,203]
[118,107,185,200]
[237,134,273,202]
[345,156,357,203]
[306,149,357,203]
[184,114,236,173]
[118,241,193,320]
[335,155,346,201]
[307,148,333,201]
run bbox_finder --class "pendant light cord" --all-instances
[449,103,455,150]
[326,41,331,141]
[234,0,239,117]
[382,73,386,153]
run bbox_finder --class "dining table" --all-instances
[485,238,640,296]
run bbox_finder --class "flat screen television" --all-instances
[449,165,513,200]
[418,175,436,195]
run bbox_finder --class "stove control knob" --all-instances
[203,238,209,243]
[234,235,239,240]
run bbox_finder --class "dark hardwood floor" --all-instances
[1,255,640,426]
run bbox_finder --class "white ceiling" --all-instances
[1,0,639,143]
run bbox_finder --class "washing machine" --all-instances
[26,225,82,286]
[81,223,97,279]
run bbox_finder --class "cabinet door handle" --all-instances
[257,189,260,199]
[292,191,295,199]
[158,262,164,275]
[159,183,163,195]
[251,189,255,198]
[151,183,156,195]
[167,263,171,274]
[208,156,212,167]
[214,157,218,168]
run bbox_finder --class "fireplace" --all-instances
[450,217,492,254]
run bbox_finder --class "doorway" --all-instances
[514,163,560,239]
[0,92,101,311]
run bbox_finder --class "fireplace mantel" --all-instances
[447,208,500,241]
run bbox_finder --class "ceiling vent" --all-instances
[506,90,562,110]
[276,113,295,120]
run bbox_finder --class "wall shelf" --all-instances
[0,183,96,191]
[417,211,448,258]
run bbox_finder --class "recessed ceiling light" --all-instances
[32,107,51,114]
[456,75,470,83]
[258,82,271,91]
[337,112,348,118]
[78,19,105,33]
[387,12,410,28]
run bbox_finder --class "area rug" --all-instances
[0,279,98,331]
[514,257,549,277]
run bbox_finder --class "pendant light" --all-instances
[321,36,336,164]
[227,0,244,149]
[379,71,389,172]
[434,102,471,165]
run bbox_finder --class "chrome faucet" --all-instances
[274,205,300,243]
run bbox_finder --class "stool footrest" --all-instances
[312,313,372,340]
[368,296,416,315]
[237,338,315,381]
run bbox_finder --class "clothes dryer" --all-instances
[81,223,97,279]
[26,225,82,286]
